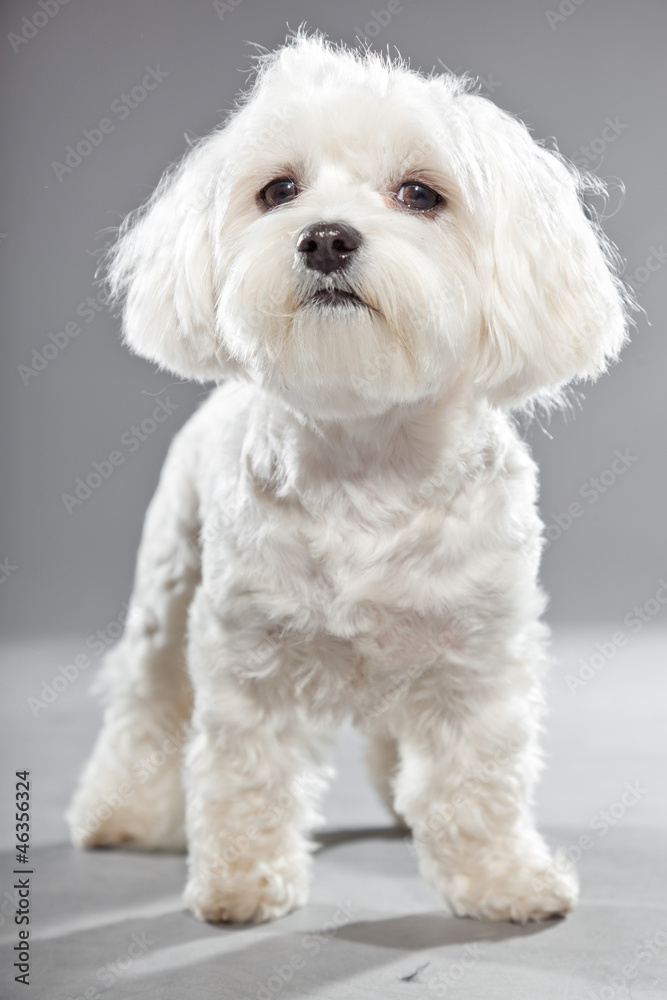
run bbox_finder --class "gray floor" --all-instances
[1,627,666,999]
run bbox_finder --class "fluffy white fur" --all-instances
[68,33,629,925]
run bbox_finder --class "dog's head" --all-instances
[108,33,629,418]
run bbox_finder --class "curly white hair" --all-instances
[68,32,629,924]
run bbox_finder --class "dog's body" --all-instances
[68,34,629,925]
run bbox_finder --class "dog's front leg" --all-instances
[393,694,578,923]
[183,590,328,924]
[67,429,200,851]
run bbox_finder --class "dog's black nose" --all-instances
[296,222,362,274]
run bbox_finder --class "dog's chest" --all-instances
[205,457,471,667]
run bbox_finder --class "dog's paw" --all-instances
[69,811,138,849]
[68,801,186,851]
[68,802,186,851]
[442,849,578,923]
[67,776,186,851]
[184,859,310,924]
[424,850,579,924]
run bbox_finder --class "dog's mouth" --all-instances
[305,288,373,310]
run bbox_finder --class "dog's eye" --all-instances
[396,182,441,211]
[260,178,299,208]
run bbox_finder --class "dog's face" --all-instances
[110,36,628,417]
[212,55,483,418]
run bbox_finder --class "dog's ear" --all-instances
[106,136,237,381]
[459,94,630,408]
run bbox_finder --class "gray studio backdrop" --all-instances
[1,0,665,637]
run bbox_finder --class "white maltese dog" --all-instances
[68,33,629,925]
